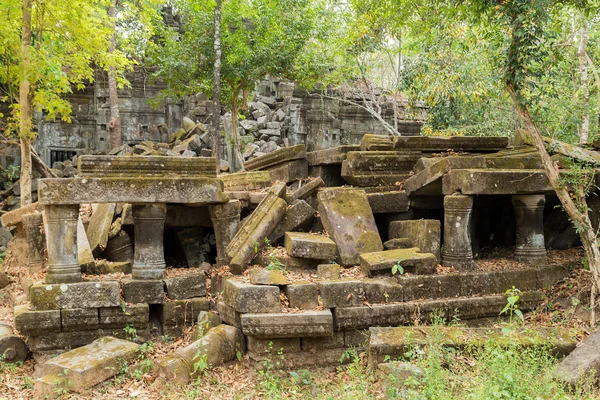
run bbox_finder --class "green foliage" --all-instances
[391,259,404,275]
[123,324,138,341]
[264,238,285,271]
[0,165,19,190]
[500,286,524,323]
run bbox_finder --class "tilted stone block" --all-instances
[267,159,308,184]
[61,308,99,332]
[383,238,412,250]
[307,146,359,166]
[392,136,509,152]
[1,202,42,227]
[30,281,120,311]
[241,310,333,338]
[285,282,319,310]
[359,248,438,276]
[286,177,324,203]
[442,169,551,195]
[267,200,315,243]
[14,305,60,335]
[122,279,164,304]
[318,280,365,308]
[220,171,271,191]
[389,220,441,261]
[367,191,410,214]
[86,203,116,257]
[161,298,210,326]
[284,232,336,260]
[245,144,306,171]
[164,273,206,300]
[99,304,149,330]
[222,279,280,313]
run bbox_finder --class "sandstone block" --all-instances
[27,330,105,352]
[61,308,99,332]
[267,159,308,183]
[122,279,164,304]
[222,279,280,313]
[30,281,120,310]
[161,298,210,326]
[78,155,216,177]
[363,278,404,304]
[250,269,289,286]
[267,199,315,243]
[14,305,60,335]
[286,177,324,203]
[302,332,344,351]
[99,304,149,329]
[318,280,365,308]
[317,264,341,280]
[383,238,412,250]
[246,337,301,354]
[360,248,438,276]
[556,328,600,386]
[220,171,271,191]
[86,203,116,257]
[285,283,319,309]
[367,191,410,214]
[241,310,333,338]
[216,301,242,329]
[284,232,336,260]
[442,169,551,195]
[389,220,441,260]
[164,273,206,300]
[245,144,306,171]
[334,303,413,330]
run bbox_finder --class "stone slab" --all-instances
[122,279,164,304]
[392,136,509,152]
[86,203,116,256]
[249,269,289,286]
[1,202,42,227]
[220,171,272,191]
[367,191,410,214]
[285,282,319,309]
[99,304,149,329]
[389,220,441,261]
[306,146,359,166]
[267,200,315,243]
[286,178,325,203]
[266,159,308,184]
[284,232,336,260]
[302,332,344,351]
[360,248,438,276]
[78,155,217,177]
[404,156,486,196]
[77,218,95,269]
[241,310,333,338]
[38,177,228,205]
[442,169,552,195]
[317,264,341,280]
[216,301,242,329]
[247,337,301,354]
[363,278,404,303]
[164,274,206,300]
[383,238,412,250]
[61,308,99,332]
[318,280,365,308]
[317,188,383,266]
[222,279,280,313]
[161,298,210,326]
[556,328,600,386]
[30,281,120,310]
[41,336,139,393]
[245,144,306,171]
[14,305,61,335]
[254,253,321,270]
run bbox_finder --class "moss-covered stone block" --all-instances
[284,232,336,260]
[318,280,365,308]
[161,298,210,326]
[61,308,99,332]
[99,303,149,329]
[285,282,319,309]
[14,305,60,335]
[360,248,438,276]
[121,279,164,304]
[30,281,120,311]
[164,273,206,300]
[222,279,280,313]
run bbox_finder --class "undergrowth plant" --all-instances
[500,286,524,323]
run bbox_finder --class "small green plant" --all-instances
[161,334,173,343]
[123,324,138,341]
[391,260,404,275]
[53,369,73,397]
[0,165,20,190]
[500,286,524,323]
[264,238,285,271]
[192,326,209,377]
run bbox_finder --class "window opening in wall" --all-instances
[50,149,78,166]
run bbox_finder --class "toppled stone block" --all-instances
[27,330,105,352]
[164,273,206,300]
[360,248,438,276]
[267,159,308,183]
[0,202,42,227]
[38,337,139,393]
[341,151,420,186]
[367,191,410,214]
[250,269,289,286]
[122,279,164,304]
[245,144,306,171]
[176,227,207,268]
[317,264,341,280]
[285,282,319,309]
[307,146,359,166]
[216,301,242,329]
[254,253,321,270]
[389,220,441,260]
[241,310,333,338]
[556,328,600,386]
[247,337,301,354]
[404,156,486,196]
[220,171,271,191]
[222,279,280,313]
[14,305,60,335]
[286,177,324,203]
[268,199,315,243]
[78,155,216,177]
[87,203,116,257]
[99,304,149,329]
[161,298,210,326]
[30,281,120,310]
[61,308,99,332]
[77,218,95,269]
[284,232,336,260]
[384,238,412,250]
[318,280,365,308]
[317,188,383,266]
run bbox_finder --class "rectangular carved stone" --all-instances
[367,191,410,214]
[267,200,315,243]
[317,188,383,266]
[164,274,207,300]
[318,280,365,308]
[241,310,333,338]
[222,279,280,313]
[99,304,149,329]
[285,283,319,310]
[307,146,359,166]
[392,136,509,152]
[30,281,120,311]
[442,169,552,195]
[87,203,116,257]
[28,330,105,352]
[246,337,301,354]
[284,232,336,260]
[14,305,60,335]
[220,171,272,191]
[38,177,228,205]
[61,308,99,332]
[302,332,344,351]
[267,159,309,183]
[286,177,324,203]
[245,144,306,171]
[216,301,242,329]
[363,278,404,304]
[122,279,164,304]
[78,155,217,177]
[341,151,419,186]
[389,220,441,261]
[404,156,486,196]
[334,303,413,330]
[161,298,210,326]
[1,202,42,227]
[360,248,438,276]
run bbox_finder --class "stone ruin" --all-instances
[0,131,592,394]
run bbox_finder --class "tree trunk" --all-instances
[230,90,245,172]
[578,18,589,145]
[508,84,600,290]
[585,52,600,130]
[107,1,121,149]
[19,0,33,206]
[212,0,222,174]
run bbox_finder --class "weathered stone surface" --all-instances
[193,311,222,339]
[383,238,412,250]
[318,280,365,308]
[0,323,28,363]
[308,165,345,187]
[249,347,349,369]
[302,332,344,351]
[317,264,341,280]
[14,305,60,335]
[367,191,410,214]
[38,177,228,205]
[341,151,420,186]
[61,308,99,332]
[286,177,324,203]
[28,330,106,352]
[216,301,242,329]
[317,188,383,266]
[161,298,210,326]
[363,278,404,304]
[132,203,167,280]
[22,212,45,271]
[176,227,206,268]
[307,146,359,166]
[404,156,486,196]
[40,336,139,393]
[78,155,217,177]
[512,194,547,264]
[84,260,132,275]
[392,136,509,152]
[87,203,116,257]
[334,303,412,331]
[222,279,280,313]
[99,304,149,329]
[442,194,474,271]
[245,144,306,171]
[345,330,369,347]
[285,282,319,309]
[1,202,42,227]
[247,337,301,354]
[164,273,206,300]
[556,328,600,386]
[267,200,315,243]
[30,281,120,310]
[122,279,164,304]
[226,183,287,274]
[209,200,241,267]
[220,171,271,191]
[368,326,575,367]
[241,310,333,338]
[267,159,309,183]
[77,218,95,269]
[250,269,289,286]
[401,273,462,301]
[442,169,552,195]
[360,248,437,276]
[284,232,336,260]
[389,220,441,261]
[484,147,542,169]
[45,204,81,284]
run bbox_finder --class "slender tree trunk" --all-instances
[578,18,589,145]
[107,1,121,149]
[508,84,600,291]
[230,89,245,172]
[212,0,221,174]
[585,52,600,130]
[19,0,33,206]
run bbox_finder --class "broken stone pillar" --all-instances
[512,194,547,264]
[22,213,45,272]
[442,194,474,271]
[45,205,81,284]
[177,227,206,267]
[209,200,241,267]
[132,204,167,280]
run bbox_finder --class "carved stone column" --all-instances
[512,194,547,264]
[209,200,241,267]
[22,212,45,272]
[45,205,81,283]
[132,204,167,280]
[442,194,474,270]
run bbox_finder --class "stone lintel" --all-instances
[306,145,360,166]
[30,281,121,310]
[241,310,333,339]
[245,144,306,171]
[442,169,552,195]
[77,155,217,178]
